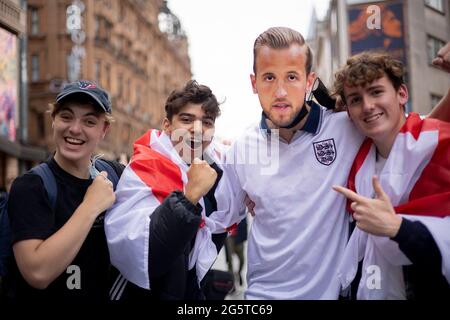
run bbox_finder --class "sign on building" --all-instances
[348,0,406,65]
[0,28,17,142]
[66,0,86,83]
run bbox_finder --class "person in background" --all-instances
[225,215,248,289]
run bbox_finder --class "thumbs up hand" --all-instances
[184,158,217,205]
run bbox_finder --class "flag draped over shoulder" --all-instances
[105,129,222,290]
[338,113,450,299]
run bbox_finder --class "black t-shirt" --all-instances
[7,157,123,301]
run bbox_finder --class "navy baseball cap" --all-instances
[56,80,112,113]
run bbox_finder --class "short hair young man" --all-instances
[335,53,450,299]
[332,52,450,300]
[105,80,228,300]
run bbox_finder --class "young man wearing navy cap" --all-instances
[6,80,124,300]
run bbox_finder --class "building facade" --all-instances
[309,0,450,114]
[0,0,46,190]
[26,0,191,161]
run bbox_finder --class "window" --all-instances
[105,20,112,42]
[30,7,39,35]
[94,60,101,83]
[431,94,443,110]
[31,55,39,82]
[127,79,131,99]
[119,3,125,22]
[36,111,45,139]
[105,63,111,89]
[427,35,445,64]
[94,16,100,38]
[66,54,71,78]
[136,85,141,110]
[118,73,123,97]
[103,0,112,9]
[425,0,445,13]
[122,123,131,145]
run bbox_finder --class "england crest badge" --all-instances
[313,139,336,166]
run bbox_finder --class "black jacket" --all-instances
[119,162,227,300]
[392,219,450,300]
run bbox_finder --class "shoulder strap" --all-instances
[29,163,57,209]
[29,160,120,208]
[95,159,120,189]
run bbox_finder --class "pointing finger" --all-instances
[332,185,366,203]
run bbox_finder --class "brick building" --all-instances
[0,0,46,190]
[26,0,191,161]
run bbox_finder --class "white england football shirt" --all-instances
[212,102,364,299]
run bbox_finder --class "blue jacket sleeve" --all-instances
[391,218,442,268]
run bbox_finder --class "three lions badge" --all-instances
[313,139,336,166]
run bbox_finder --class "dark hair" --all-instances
[49,94,114,123]
[253,27,313,75]
[333,51,405,104]
[165,80,221,120]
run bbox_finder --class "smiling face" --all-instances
[163,102,215,164]
[250,43,315,128]
[52,103,109,168]
[344,75,408,146]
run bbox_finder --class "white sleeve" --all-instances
[207,143,247,233]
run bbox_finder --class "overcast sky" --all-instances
[167,0,330,140]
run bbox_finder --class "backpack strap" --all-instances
[95,159,120,189]
[0,192,12,277]
[30,163,57,209]
[29,160,120,209]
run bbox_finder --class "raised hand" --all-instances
[184,158,217,205]
[432,42,450,73]
[333,176,402,237]
[83,171,116,215]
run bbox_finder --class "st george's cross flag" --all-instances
[105,129,226,290]
[338,113,450,299]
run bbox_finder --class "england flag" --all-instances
[105,129,224,290]
[338,113,450,299]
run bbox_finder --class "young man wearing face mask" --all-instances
[208,27,450,300]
